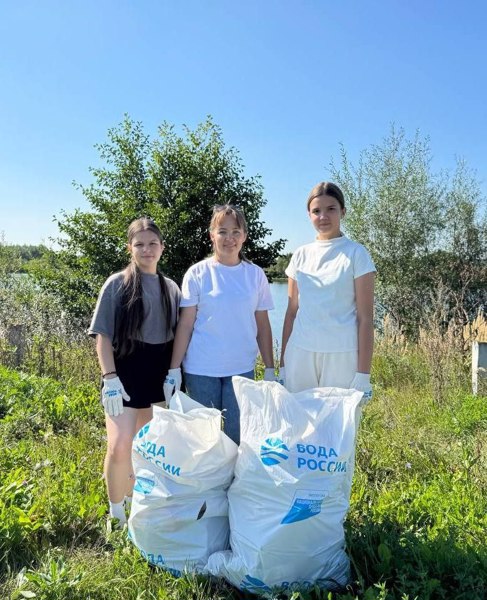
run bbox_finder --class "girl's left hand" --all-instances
[350,372,373,404]
[163,368,182,404]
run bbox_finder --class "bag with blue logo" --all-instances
[206,377,363,593]
[128,391,238,575]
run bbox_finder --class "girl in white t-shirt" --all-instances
[280,182,376,401]
[163,204,275,444]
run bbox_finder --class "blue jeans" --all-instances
[184,370,254,445]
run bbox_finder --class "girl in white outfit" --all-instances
[163,204,275,444]
[280,182,375,400]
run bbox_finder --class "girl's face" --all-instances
[308,194,345,240]
[210,214,247,265]
[128,230,164,273]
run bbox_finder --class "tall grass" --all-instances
[1,321,487,599]
[0,274,99,386]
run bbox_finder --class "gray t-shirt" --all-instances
[88,271,181,344]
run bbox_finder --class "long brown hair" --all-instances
[114,217,174,357]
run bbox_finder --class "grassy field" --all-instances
[1,334,487,600]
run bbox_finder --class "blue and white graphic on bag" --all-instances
[259,438,290,465]
[139,548,165,567]
[134,438,182,477]
[133,475,155,495]
[138,548,182,577]
[135,423,150,439]
[241,574,271,593]
[281,489,328,524]
[260,438,347,474]
[295,443,346,473]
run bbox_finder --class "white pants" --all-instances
[284,342,357,393]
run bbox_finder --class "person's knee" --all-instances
[106,435,132,463]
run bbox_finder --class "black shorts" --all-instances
[112,340,173,409]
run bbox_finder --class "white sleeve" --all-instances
[284,250,298,280]
[256,268,274,311]
[180,267,200,307]
[353,245,376,279]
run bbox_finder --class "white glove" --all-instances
[350,372,373,404]
[277,367,286,386]
[102,376,130,417]
[163,368,182,404]
[263,368,275,382]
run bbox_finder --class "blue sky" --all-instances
[1,0,486,252]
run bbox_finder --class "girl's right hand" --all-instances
[163,368,182,405]
[102,376,130,417]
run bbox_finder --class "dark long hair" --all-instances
[114,218,174,358]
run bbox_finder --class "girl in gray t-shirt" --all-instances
[88,217,180,526]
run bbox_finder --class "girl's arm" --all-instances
[280,277,299,367]
[96,334,117,378]
[255,310,274,369]
[355,272,375,373]
[169,306,197,369]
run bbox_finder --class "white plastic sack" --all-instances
[128,391,238,575]
[206,377,363,593]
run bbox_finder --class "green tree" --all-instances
[1,244,48,273]
[265,252,292,280]
[0,234,22,276]
[330,126,486,336]
[30,116,285,319]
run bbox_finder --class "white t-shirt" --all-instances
[285,236,375,353]
[180,257,274,377]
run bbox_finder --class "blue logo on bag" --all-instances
[281,493,326,524]
[135,423,150,440]
[241,574,271,593]
[260,437,290,466]
[133,476,155,495]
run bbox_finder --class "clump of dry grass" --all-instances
[417,285,473,405]
[464,310,487,343]
[374,287,480,403]
[418,320,466,405]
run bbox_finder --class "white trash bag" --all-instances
[206,377,363,593]
[128,391,238,575]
